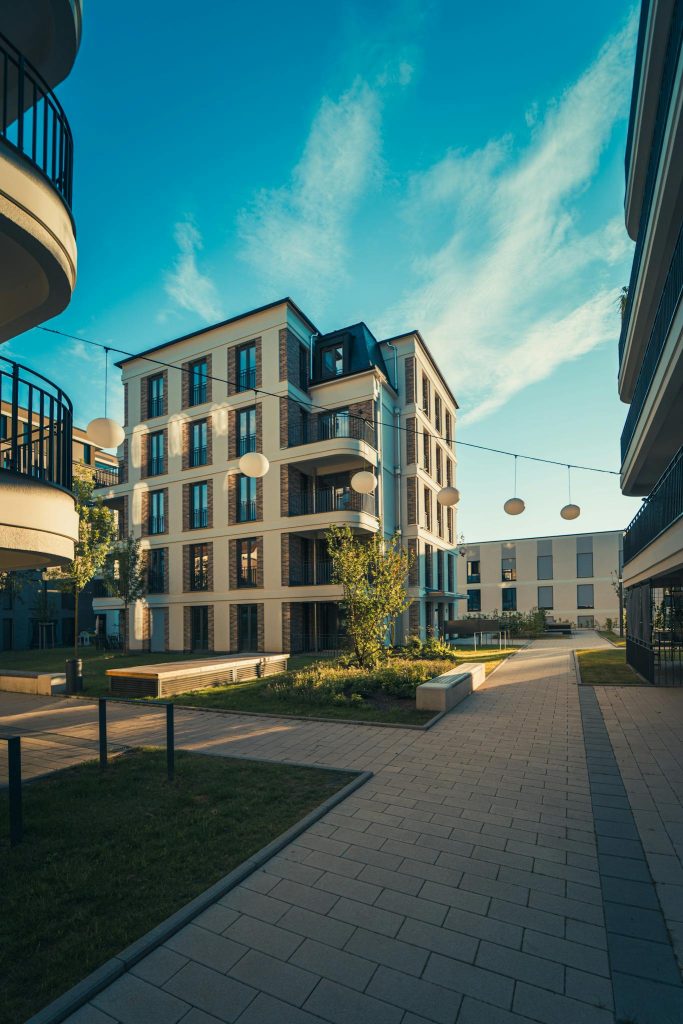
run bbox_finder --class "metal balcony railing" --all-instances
[237,500,257,523]
[190,384,207,406]
[92,465,119,488]
[190,446,207,467]
[147,571,165,594]
[289,560,334,586]
[0,32,74,209]
[288,488,376,517]
[149,516,165,535]
[148,395,164,418]
[238,567,258,588]
[623,446,683,564]
[288,414,375,448]
[291,633,344,654]
[0,357,73,490]
[621,219,683,461]
[148,457,164,477]
[619,5,683,366]
[624,1,651,178]
[190,571,209,592]
[238,433,256,456]
[237,368,256,392]
[191,508,209,529]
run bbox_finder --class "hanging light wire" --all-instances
[36,324,619,478]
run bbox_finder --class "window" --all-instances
[0,414,6,439]
[238,604,258,652]
[148,431,164,476]
[190,482,208,529]
[237,342,257,392]
[577,552,593,578]
[446,458,453,487]
[447,554,455,593]
[436,500,443,536]
[319,408,349,440]
[238,474,257,522]
[190,359,208,405]
[82,443,92,464]
[298,345,309,390]
[434,394,442,433]
[148,374,164,417]
[538,585,553,610]
[502,588,517,611]
[190,420,208,466]
[447,506,454,543]
[422,374,431,417]
[320,343,344,380]
[423,431,431,472]
[189,543,209,591]
[577,584,594,608]
[435,447,443,485]
[148,549,166,593]
[467,589,481,612]
[425,544,434,589]
[424,487,432,533]
[445,410,453,447]
[190,606,209,651]
[237,538,259,587]
[577,615,595,628]
[149,491,165,534]
[467,559,480,584]
[537,555,553,580]
[238,406,257,455]
[437,550,444,591]
[501,557,516,582]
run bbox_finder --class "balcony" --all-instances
[92,465,119,488]
[147,571,166,595]
[0,31,77,342]
[237,368,257,393]
[238,434,256,456]
[289,559,334,586]
[191,508,209,529]
[148,395,164,418]
[0,356,78,568]
[288,414,375,449]
[190,446,207,467]
[149,516,165,536]
[148,457,164,477]
[237,500,257,523]
[288,488,375,518]
[190,571,209,592]
[190,384,207,406]
[624,446,683,565]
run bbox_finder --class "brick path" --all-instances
[6,636,682,1024]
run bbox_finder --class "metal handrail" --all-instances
[623,446,683,563]
[0,356,73,490]
[288,414,375,448]
[92,466,119,488]
[288,488,376,517]
[0,31,73,209]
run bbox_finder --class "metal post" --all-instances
[8,736,22,846]
[166,703,175,782]
[98,698,107,769]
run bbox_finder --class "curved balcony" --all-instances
[0,356,78,569]
[1,2,82,93]
[0,31,77,342]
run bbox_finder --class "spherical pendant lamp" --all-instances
[437,486,460,507]
[87,347,125,450]
[560,466,580,520]
[239,452,270,478]
[504,456,526,516]
[351,470,378,494]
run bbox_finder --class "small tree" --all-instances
[326,523,414,668]
[46,464,117,655]
[102,535,147,653]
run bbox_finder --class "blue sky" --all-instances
[9,0,642,540]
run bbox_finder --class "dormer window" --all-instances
[320,343,344,379]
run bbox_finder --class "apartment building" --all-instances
[93,298,459,654]
[619,1,683,684]
[0,2,83,571]
[463,531,623,628]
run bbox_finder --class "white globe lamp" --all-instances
[87,417,125,449]
[351,470,377,494]
[560,503,581,520]
[504,497,525,516]
[239,452,270,478]
[437,486,460,507]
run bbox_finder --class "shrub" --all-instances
[265,658,454,704]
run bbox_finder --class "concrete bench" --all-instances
[107,653,289,698]
[0,670,67,695]
[416,662,486,713]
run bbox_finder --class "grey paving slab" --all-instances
[92,974,190,1024]
[303,978,403,1024]
[163,962,256,1021]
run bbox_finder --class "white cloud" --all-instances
[237,79,382,302]
[164,221,222,322]
[381,13,638,423]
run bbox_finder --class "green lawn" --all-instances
[598,630,626,648]
[577,648,642,685]
[0,749,351,1024]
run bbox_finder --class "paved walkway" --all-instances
[5,636,683,1024]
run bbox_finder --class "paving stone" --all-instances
[442,906,523,949]
[456,995,538,1024]
[356,863,424,895]
[607,933,682,985]
[422,951,514,1009]
[165,925,247,973]
[280,904,356,948]
[611,971,683,1024]
[522,930,610,976]
[194,904,240,935]
[64,1007,119,1024]
[230,949,318,1006]
[130,946,188,986]
[241,870,280,894]
[366,964,462,1023]
[564,919,607,950]
[164,962,255,1022]
[305,850,365,879]
[599,875,661,910]
[346,926,433,975]
[92,974,190,1024]
[488,897,565,938]
[565,968,614,1010]
[513,981,613,1024]
[375,888,448,926]
[314,871,382,904]
[603,900,670,942]
[268,878,340,915]
[223,915,303,961]
[527,891,604,926]
[235,992,329,1023]
[419,880,490,916]
[396,916,479,962]
[264,858,324,887]
[220,888,288,923]
[291,937,377,990]
[475,940,564,992]
[304,978,403,1024]
[180,1011,227,1024]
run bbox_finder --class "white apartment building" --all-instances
[93,298,459,654]
[463,530,624,628]
[618,1,683,685]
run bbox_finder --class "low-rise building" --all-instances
[462,530,623,628]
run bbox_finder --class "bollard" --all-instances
[8,736,22,846]
[65,658,83,694]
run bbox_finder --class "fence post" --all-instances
[98,698,107,769]
[166,703,174,782]
[8,736,22,846]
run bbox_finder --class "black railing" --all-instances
[147,571,165,594]
[92,465,119,488]
[624,0,651,178]
[191,508,209,529]
[622,219,683,461]
[619,4,683,366]
[149,515,165,535]
[237,500,257,523]
[148,395,164,418]
[288,488,376,517]
[289,560,334,586]
[288,414,375,448]
[148,457,164,477]
[624,446,683,563]
[238,433,256,455]
[0,32,73,209]
[291,633,344,654]
[190,384,207,406]
[190,572,209,592]
[0,357,73,490]
[238,568,258,588]
[237,368,257,392]
[190,446,207,467]
[626,636,655,684]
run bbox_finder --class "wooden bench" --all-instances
[107,654,289,698]
[0,670,67,696]
[416,662,486,713]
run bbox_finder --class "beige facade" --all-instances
[93,299,459,654]
[463,531,623,629]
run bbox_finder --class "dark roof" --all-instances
[115,297,319,368]
[381,330,459,409]
[313,322,390,381]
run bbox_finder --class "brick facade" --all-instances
[281,601,291,653]
[406,416,417,465]
[120,439,128,484]
[407,476,417,526]
[407,539,419,585]
[279,327,308,390]
[405,356,416,403]
[123,383,128,428]
[409,602,420,636]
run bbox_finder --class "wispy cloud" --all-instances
[164,220,222,322]
[381,13,637,423]
[237,79,383,302]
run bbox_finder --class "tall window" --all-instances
[538,585,553,610]
[435,447,443,485]
[190,482,208,529]
[445,410,453,447]
[319,342,344,380]
[237,342,256,392]
[537,554,553,579]
[237,538,259,587]
[467,559,480,584]
[434,394,442,433]
[577,584,594,608]
[467,589,481,612]
[148,548,166,593]
[190,606,209,651]
[424,487,432,533]
[437,550,444,591]
[446,459,453,487]
[148,431,164,476]
[425,544,433,589]
[238,406,257,455]
[436,500,443,536]
[423,430,431,472]
[319,408,349,440]
[422,374,431,417]
[149,491,165,535]
[238,604,258,651]
[238,475,257,522]
[501,557,516,582]
[0,414,7,439]
[189,543,209,591]
[190,359,208,405]
[82,443,92,464]
[190,420,208,467]
[447,506,454,543]
[502,588,517,611]
[148,374,164,417]
[577,552,594,578]
[447,554,455,593]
